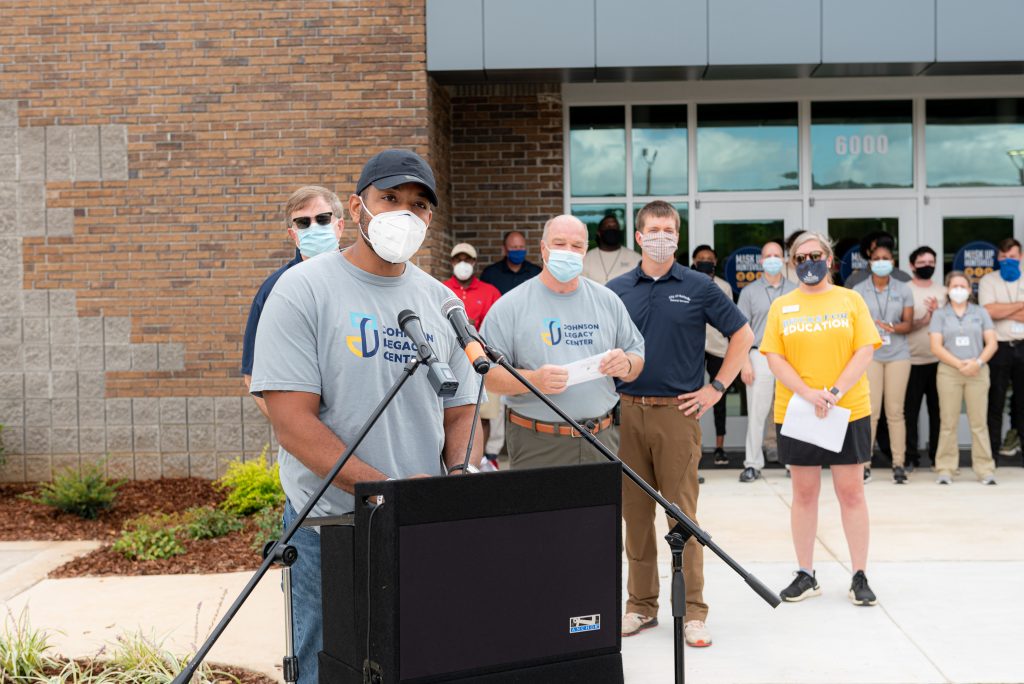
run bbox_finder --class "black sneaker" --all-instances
[713,448,728,465]
[849,570,877,606]
[698,474,705,484]
[892,466,907,484]
[780,570,821,602]
[739,467,760,483]
[863,467,872,484]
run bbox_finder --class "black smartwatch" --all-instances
[829,386,842,399]
[710,379,726,394]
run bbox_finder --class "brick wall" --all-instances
[449,83,564,270]
[0,1,456,481]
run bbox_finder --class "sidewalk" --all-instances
[3,466,1023,683]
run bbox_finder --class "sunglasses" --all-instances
[292,212,333,229]
[793,251,825,265]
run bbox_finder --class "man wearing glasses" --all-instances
[241,186,344,418]
[607,200,753,648]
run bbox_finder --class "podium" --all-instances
[318,462,624,683]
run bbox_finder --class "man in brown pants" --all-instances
[606,201,753,648]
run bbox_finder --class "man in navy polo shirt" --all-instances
[241,185,344,418]
[607,200,753,648]
[480,229,542,295]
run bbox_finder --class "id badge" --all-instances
[955,336,970,347]
[1012,322,1024,335]
[880,334,891,346]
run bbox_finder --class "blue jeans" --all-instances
[283,499,323,684]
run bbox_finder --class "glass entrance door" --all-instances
[692,200,802,449]
[809,199,917,285]
[926,197,1024,284]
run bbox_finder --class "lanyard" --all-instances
[763,279,784,309]
[872,283,892,324]
[1002,278,1022,304]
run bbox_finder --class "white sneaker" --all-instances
[683,619,712,647]
[621,612,657,637]
[936,473,952,485]
[981,474,997,486]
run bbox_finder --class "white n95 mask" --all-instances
[359,199,427,264]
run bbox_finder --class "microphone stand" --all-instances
[172,355,428,684]
[478,338,780,684]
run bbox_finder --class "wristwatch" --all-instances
[710,379,726,394]
[829,386,843,399]
[976,359,985,368]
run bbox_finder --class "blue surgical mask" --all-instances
[545,248,584,283]
[298,225,338,258]
[762,256,784,275]
[870,260,894,278]
[999,257,1021,283]
[796,259,829,285]
[507,249,527,265]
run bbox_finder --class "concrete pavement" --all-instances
[3,465,1023,683]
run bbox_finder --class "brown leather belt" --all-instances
[508,409,614,438]
[619,393,678,407]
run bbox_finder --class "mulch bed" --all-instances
[0,478,270,578]
[29,659,276,684]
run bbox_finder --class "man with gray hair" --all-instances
[241,185,344,418]
[481,214,646,468]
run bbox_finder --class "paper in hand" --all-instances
[780,394,851,453]
[563,350,610,387]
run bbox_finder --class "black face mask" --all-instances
[914,266,935,281]
[694,261,716,276]
[600,228,622,248]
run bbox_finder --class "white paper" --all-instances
[563,351,610,387]
[780,394,851,453]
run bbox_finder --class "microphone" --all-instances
[397,309,459,397]
[441,298,490,374]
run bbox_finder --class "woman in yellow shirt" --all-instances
[760,232,882,607]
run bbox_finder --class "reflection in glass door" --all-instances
[693,201,802,449]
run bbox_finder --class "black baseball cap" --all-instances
[356,149,438,207]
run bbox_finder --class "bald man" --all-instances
[481,215,646,469]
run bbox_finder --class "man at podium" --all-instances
[250,150,482,684]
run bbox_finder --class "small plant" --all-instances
[112,514,186,562]
[22,460,124,519]
[0,607,59,679]
[181,506,243,541]
[108,630,233,684]
[250,505,284,552]
[216,446,284,516]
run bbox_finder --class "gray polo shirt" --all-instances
[852,277,914,362]
[737,276,797,347]
[250,251,479,518]
[480,276,645,422]
[928,303,994,360]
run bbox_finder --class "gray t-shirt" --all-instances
[928,303,994,360]
[737,276,797,347]
[481,276,645,422]
[852,277,914,362]
[250,251,479,518]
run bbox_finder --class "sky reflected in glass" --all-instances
[632,105,687,196]
[570,107,626,197]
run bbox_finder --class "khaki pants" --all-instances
[867,359,912,466]
[618,402,707,622]
[505,415,618,469]
[935,363,995,478]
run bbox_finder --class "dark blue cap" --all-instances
[356,149,438,206]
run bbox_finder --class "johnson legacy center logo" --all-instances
[541,317,599,347]
[345,311,435,364]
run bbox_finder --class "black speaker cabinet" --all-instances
[319,462,623,684]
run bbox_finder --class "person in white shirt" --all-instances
[582,215,641,284]
[903,246,945,470]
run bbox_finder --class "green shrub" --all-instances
[181,506,243,540]
[215,446,284,516]
[112,514,185,561]
[250,505,284,552]
[0,607,59,679]
[22,460,124,519]
[108,630,232,683]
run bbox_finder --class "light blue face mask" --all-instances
[545,248,584,283]
[298,225,338,258]
[762,256,784,275]
[870,259,894,277]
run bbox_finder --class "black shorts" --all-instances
[775,416,871,467]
